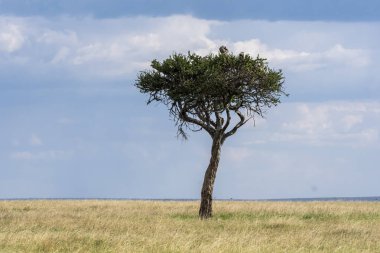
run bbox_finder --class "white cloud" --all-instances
[342,115,362,130]
[272,102,380,147]
[232,39,310,62]
[37,29,78,45]
[10,151,34,160]
[229,101,380,149]
[29,134,43,146]
[10,150,68,160]
[0,21,24,52]
[231,40,369,71]
[29,15,219,77]
[0,15,375,79]
[51,46,71,63]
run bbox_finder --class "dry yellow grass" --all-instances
[0,200,379,252]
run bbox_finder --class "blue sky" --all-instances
[1,1,380,199]
[1,0,380,21]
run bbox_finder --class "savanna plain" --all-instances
[0,200,379,252]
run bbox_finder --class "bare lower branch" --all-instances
[222,110,248,142]
[180,108,215,137]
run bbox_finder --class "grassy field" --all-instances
[0,200,380,252]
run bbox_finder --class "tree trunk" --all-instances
[199,135,223,219]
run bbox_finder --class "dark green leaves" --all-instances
[135,47,287,139]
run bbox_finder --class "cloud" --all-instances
[0,15,220,77]
[222,101,380,153]
[232,39,309,62]
[0,20,24,52]
[29,134,42,146]
[0,14,379,108]
[222,102,380,168]
[0,15,375,79]
[271,102,380,147]
[10,150,68,160]
[231,40,369,71]
[37,29,78,45]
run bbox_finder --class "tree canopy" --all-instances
[136,46,286,142]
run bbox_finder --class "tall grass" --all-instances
[1,200,379,252]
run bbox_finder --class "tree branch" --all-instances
[222,108,231,132]
[222,110,248,142]
[179,105,215,137]
[195,108,217,128]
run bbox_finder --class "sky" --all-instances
[1,1,380,199]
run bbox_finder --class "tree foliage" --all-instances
[135,47,286,142]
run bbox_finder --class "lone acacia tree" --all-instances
[135,46,286,219]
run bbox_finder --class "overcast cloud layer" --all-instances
[1,13,379,199]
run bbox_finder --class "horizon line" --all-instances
[1,196,379,202]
